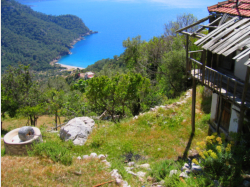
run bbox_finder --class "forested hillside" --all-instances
[1,0,90,72]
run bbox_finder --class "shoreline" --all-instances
[56,63,85,70]
[49,30,98,69]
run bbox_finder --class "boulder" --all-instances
[18,126,35,141]
[60,117,95,145]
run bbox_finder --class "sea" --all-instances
[21,0,219,68]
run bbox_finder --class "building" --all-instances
[177,0,250,135]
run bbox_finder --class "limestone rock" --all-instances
[127,162,135,167]
[138,163,150,169]
[77,156,81,160]
[18,126,35,141]
[179,172,189,178]
[98,154,106,160]
[136,171,146,178]
[90,153,97,158]
[169,170,178,177]
[60,117,95,145]
[82,155,89,159]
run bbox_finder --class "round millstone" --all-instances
[18,126,35,141]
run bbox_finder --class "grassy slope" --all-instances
[1,85,212,186]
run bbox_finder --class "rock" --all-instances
[133,116,138,120]
[77,156,81,160]
[147,176,154,182]
[98,154,106,160]
[169,170,178,177]
[127,162,135,167]
[191,163,202,173]
[127,171,137,176]
[116,178,122,186]
[157,148,161,151]
[60,117,95,145]
[105,162,111,168]
[111,169,122,179]
[18,126,35,141]
[181,163,190,171]
[138,163,150,169]
[122,181,131,187]
[90,153,97,158]
[136,171,146,178]
[82,155,89,159]
[243,180,250,187]
[179,172,189,178]
[159,180,165,185]
[124,167,134,172]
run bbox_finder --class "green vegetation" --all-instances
[1,0,90,72]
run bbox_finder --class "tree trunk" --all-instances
[55,111,58,131]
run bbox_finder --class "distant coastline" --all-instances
[50,30,98,68]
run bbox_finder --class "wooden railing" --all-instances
[187,57,246,105]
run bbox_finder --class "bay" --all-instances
[23,0,219,68]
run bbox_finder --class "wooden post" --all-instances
[201,50,206,84]
[186,35,189,76]
[238,67,250,133]
[216,96,223,133]
[191,77,196,134]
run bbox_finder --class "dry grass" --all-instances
[2,115,66,133]
[1,86,212,186]
[1,156,116,187]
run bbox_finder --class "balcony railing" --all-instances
[187,55,250,108]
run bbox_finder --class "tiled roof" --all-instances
[208,0,250,17]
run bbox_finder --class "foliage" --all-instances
[1,0,90,72]
[194,133,243,186]
[86,73,150,121]
[28,139,73,165]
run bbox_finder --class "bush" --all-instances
[194,133,242,186]
[28,140,72,165]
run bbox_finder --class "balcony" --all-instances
[187,54,250,109]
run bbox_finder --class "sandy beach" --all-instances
[56,63,85,70]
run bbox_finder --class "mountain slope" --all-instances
[1,0,91,72]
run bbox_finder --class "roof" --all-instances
[208,0,250,17]
[194,17,250,61]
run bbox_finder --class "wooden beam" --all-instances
[192,77,196,134]
[216,96,223,133]
[200,25,217,29]
[176,15,214,33]
[238,67,250,133]
[186,35,189,76]
[202,49,206,84]
[180,31,202,38]
[195,16,222,33]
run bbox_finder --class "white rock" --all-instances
[157,148,161,151]
[138,163,150,169]
[127,171,137,176]
[136,171,146,178]
[98,154,106,160]
[105,162,111,168]
[133,116,138,120]
[60,117,95,145]
[77,156,81,160]
[181,163,190,171]
[191,163,202,173]
[122,181,131,187]
[169,170,178,177]
[124,167,133,172]
[115,178,122,186]
[90,153,97,158]
[127,162,135,167]
[82,155,89,159]
[111,169,122,179]
[179,172,189,178]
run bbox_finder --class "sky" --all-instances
[90,0,221,9]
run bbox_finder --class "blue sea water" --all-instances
[23,0,219,68]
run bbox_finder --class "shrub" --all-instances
[194,133,241,186]
[28,140,72,165]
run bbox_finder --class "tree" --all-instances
[1,65,44,126]
[164,13,199,37]
[86,73,150,122]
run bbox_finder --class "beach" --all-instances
[56,63,85,70]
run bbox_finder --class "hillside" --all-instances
[1,0,91,72]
